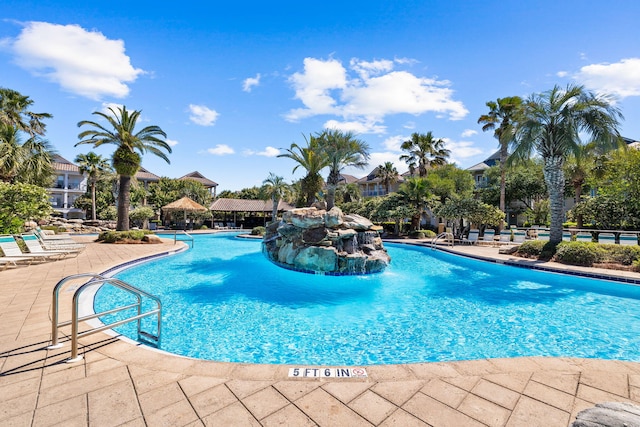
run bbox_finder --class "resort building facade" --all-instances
[49,155,88,219]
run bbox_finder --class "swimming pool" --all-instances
[94,233,640,365]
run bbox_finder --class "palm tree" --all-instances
[398,176,433,231]
[262,173,290,222]
[75,152,112,221]
[316,129,370,210]
[336,182,362,204]
[0,88,52,136]
[512,84,623,243]
[76,106,171,231]
[375,161,399,195]
[278,134,327,206]
[400,132,450,177]
[0,124,55,185]
[478,96,523,229]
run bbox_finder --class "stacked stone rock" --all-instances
[262,207,391,275]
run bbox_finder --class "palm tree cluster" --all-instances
[0,88,55,186]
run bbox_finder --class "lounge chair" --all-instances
[562,232,573,241]
[575,232,593,242]
[496,232,512,245]
[31,232,85,251]
[461,229,479,245]
[513,230,527,244]
[537,230,550,241]
[619,233,638,246]
[35,227,75,241]
[597,233,616,245]
[0,235,59,262]
[19,234,79,259]
[479,229,496,246]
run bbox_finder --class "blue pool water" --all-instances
[94,233,640,365]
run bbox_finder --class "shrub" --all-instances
[199,225,208,230]
[251,226,266,236]
[516,240,546,258]
[97,230,151,243]
[554,242,605,266]
[422,230,437,238]
[602,245,640,265]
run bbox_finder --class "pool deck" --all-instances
[2,234,640,426]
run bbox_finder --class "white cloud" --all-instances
[244,146,280,157]
[381,135,407,152]
[323,119,386,134]
[165,138,179,147]
[556,71,568,78]
[100,102,124,115]
[207,144,234,155]
[341,151,407,177]
[285,57,468,132]
[461,129,477,138]
[189,104,219,126]
[243,73,261,92]
[442,138,484,165]
[9,21,143,100]
[574,58,640,99]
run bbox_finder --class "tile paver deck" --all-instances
[2,234,640,426]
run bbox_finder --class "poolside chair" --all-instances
[479,229,496,246]
[461,229,479,245]
[19,234,78,259]
[537,230,550,241]
[575,232,593,243]
[35,227,75,241]
[496,231,512,245]
[597,233,616,245]
[562,231,573,242]
[0,235,58,263]
[31,232,85,251]
[513,230,527,244]
[619,233,638,246]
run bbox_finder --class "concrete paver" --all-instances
[2,234,640,426]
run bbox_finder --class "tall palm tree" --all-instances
[0,88,52,136]
[262,173,290,222]
[478,96,523,229]
[512,84,623,243]
[337,182,362,204]
[76,106,171,231]
[0,124,55,185]
[75,152,112,221]
[400,132,450,177]
[375,161,399,195]
[278,134,328,206]
[317,129,370,210]
[398,177,433,231]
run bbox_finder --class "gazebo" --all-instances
[209,198,295,228]
[162,196,208,230]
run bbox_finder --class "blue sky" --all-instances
[1,1,639,191]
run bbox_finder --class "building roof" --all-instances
[135,166,161,182]
[338,174,359,184]
[466,150,500,173]
[179,171,218,187]
[355,166,404,184]
[209,198,295,212]
[52,155,80,173]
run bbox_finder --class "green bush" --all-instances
[199,225,208,230]
[422,230,437,238]
[554,242,605,266]
[602,245,640,265]
[97,230,151,243]
[516,240,546,257]
[409,230,426,239]
[251,226,266,236]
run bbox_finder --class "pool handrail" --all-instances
[49,273,162,362]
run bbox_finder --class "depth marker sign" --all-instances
[288,367,368,378]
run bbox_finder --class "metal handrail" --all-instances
[155,230,194,247]
[49,273,162,362]
[430,232,454,249]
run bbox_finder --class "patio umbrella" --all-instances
[161,196,208,229]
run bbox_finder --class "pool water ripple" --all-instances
[94,233,640,365]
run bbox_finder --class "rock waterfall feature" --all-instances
[262,207,391,275]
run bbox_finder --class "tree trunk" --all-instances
[272,196,279,222]
[498,144,508,231]
[574,182,584,228]
[543,156,565,244]
[116,175,131,231]
[90,181,97,221]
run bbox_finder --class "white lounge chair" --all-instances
[20,234,78,259]
[562,232,573,241]
[0,235,58,262]
[513,230,527,244]
[537,231,550,241]
[31,232,85,251]
[597,233,616,245]
[461,229,479,245]
[619,234,638,246]
[496,232,512,245]
[479,229,496,246]
[575,232,593,242]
